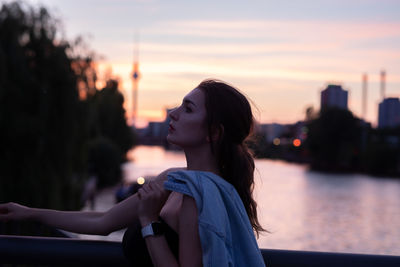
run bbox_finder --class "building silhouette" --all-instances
[136,108,181,149]
[320,84,348,111]
[378,97,400,128]
[258,123,285,143]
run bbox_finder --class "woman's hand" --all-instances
[137,181,170,226]
[0,202,32,222]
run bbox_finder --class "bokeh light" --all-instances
[293,139,301,147]
[137,176,145,185]
[273,138,281,146]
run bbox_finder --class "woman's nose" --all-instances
[169,107,179,121]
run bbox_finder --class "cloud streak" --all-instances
[147,19,400,42]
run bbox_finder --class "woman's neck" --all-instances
[184,145,220,175]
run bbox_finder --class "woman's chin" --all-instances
[166,137,184,150]
[166,135,177,145]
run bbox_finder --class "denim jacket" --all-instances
[164,170,266,267]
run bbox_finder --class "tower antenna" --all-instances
[362,73,368,119]
[380,70,386,101]
[132,31,140,126]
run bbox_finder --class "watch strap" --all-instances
[141,221,164,238]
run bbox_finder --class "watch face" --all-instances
[152,222,165,235]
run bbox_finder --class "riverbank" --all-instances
[257,154,400,179]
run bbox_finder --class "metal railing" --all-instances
[1,235,400,267]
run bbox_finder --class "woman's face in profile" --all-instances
[167,88,209,148]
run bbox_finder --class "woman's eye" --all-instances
[185,106,192,113]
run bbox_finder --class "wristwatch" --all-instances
[141,221,165,238]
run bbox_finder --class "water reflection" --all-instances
[302,173,400,254]
[302,173,365,252]
[124,146,400,255]
[124,147,186,182]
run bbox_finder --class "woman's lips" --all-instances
[168,124,175,132]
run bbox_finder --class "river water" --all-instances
[81,145,400,256]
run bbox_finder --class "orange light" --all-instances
[273,138,281,146]
[293,139,301,147]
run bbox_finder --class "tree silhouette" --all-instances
[87,79,136,188]
[0,1,86,210]
[305,108,362,171]
[362,127,400,176]
[0,2,136,221]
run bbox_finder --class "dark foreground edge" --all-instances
[1,235,400,267]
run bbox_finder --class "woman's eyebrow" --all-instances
[183,99,196,107]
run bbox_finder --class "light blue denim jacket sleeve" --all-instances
[164,170,266,267]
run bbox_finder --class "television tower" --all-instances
[132,33,140,126]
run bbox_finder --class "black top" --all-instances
[122,217,179,266]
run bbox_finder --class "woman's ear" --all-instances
[207,124,224,142]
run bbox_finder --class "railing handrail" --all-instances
[0,234,130,266]
[1,235,400,267]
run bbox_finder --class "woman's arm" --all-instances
[0,167,183,235]
[137,181,177,267]
[139,189,202,267]
[0,193,140,236]
[101,167,183,234]
[178,195,202,267]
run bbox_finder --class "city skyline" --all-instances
[8,0,400,127]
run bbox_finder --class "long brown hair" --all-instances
[197,79,265,237]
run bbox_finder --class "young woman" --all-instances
[0,79,266,267]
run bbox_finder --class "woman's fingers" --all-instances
[138,181,167,203]
[141,182,160,195]
[141,184,149,193]
[152,181,162,191]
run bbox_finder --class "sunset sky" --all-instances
[7,0,400,127]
